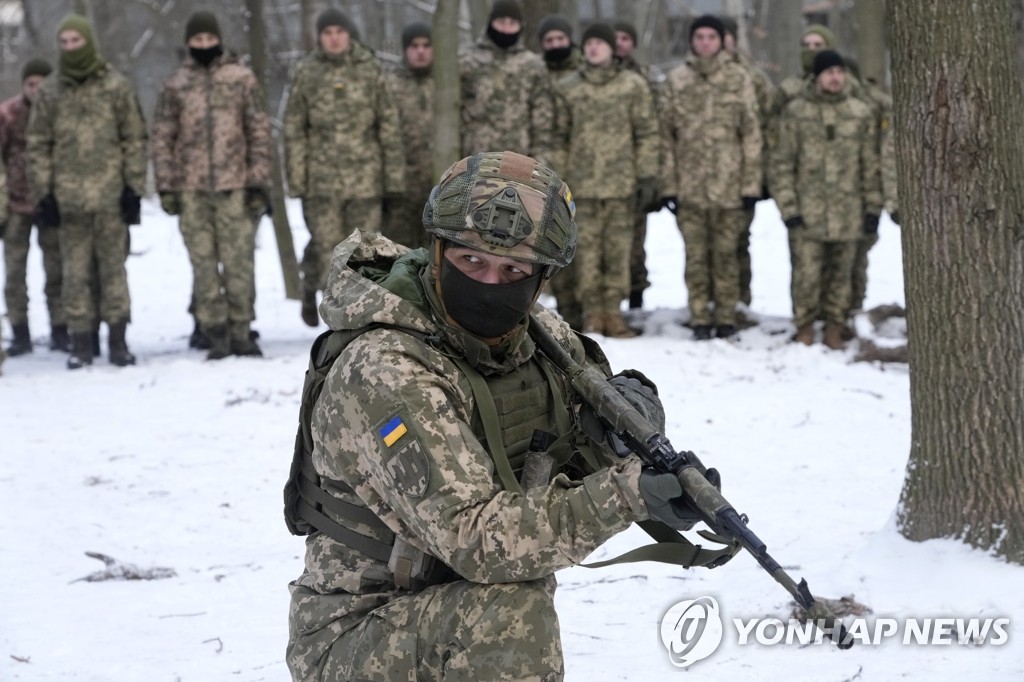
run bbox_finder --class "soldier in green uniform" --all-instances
[151,11,271,359]
[284,9,404,327]
[553,23,660,338]
[27,14,147,369]
[285,150,703,681]
[768,51,882,350]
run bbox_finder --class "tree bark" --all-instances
[766,0,802,85]
[890,0,1024,564]
[853,0,887,87]
[432,0,461,179]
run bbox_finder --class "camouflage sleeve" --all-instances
[528,65,556,168]
[118,81,148,195]
[243,71,272,189]
[150,83,180,192]
[737,73,763,198]
[283,66,308,198]
[879,115,898,213]
[26,88,55,202]
[860,114,883,215]
[631,78,661,181]
[548,84,570,174]
[657,80,678,196]
[313,331,647,584]
[768,106,800,220]
[376,72,405,196]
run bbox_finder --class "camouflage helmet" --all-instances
[422,151,577,270]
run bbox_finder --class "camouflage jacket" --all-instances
[284,42,404,200]
[459,38,555,165]
[659,51,762,209]
[730,52,775,133]
[553,64,660,198]
[27,65,147,213]
[291,229,645,612]
[385,65,434,205]
[0,94,35,214]
[768,84,882,241]
[619,55,666,100]
[542,45,582,80]
[150,53,271,193]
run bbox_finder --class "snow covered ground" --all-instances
[2,199,1021,681]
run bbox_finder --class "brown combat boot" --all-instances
[583,312,604,336]
[823,322,846,350]
[604,312,637,339]
[793,323,815,346]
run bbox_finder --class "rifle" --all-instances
[529,316,853,649]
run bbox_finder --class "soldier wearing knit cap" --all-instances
[27,14,147,369]
[538,14,579,73]
[2,57,66,357]
[769,23,839,123]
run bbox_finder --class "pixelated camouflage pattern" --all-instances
[677,207,748,327]
[384,65,434,249]
[459,38,555,164]
[659,51,762,209]
[59,210,130,332]
[287,229,647,679]
[789,235,857,327]
[768,85,882,242]
[574,198,632,316]
[0,94,37,214]
[27,65,147,212]
[552,65,660,199]
[4,212,63,326]
[730,52,775,132]
[151,53,271,192]
[543,45,582,79]
[284,43,404,200]
[302,197,383,291]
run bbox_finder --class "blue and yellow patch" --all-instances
[379,415,407,447]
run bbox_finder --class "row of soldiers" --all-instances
[0,0,896,373]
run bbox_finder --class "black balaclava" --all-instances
[438,253,543,339]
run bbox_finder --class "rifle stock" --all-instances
[530,316,853,649]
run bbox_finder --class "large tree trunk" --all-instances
[766,0,803,85]
[890,0,1024,564]
[432,0,462,179]
[853,0,887,87]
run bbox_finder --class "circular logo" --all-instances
[660,596,724,668]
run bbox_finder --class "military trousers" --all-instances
[4,211,64,326]
[676,206,746,327]
[575,198,633,318]
[789,233,857,328]
[850,232,879,314]
[628,207,650,299]
[288,575,563,681]
[59,209,130,333]
[302,197,382,293]
[179,191,256,332]
[382,187,432,251]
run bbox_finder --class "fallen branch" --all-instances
[71,551,177,583]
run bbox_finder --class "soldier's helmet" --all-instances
[422,151,577,273]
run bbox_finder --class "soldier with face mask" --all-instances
[285,150,704,680]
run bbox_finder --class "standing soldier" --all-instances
[553,23,660,338]
[285,9,404,327]
[769,24,838,123]
[151,11,271,360]
[383,22,434,250]
[459,0,554,163]
[659,15,762,341]
[768,51,882,350]
[1,58,67,356]
[27,14,147,369]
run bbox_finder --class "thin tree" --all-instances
[889,0,1024,563]
[853,0,886,87]
[431,0,461,179]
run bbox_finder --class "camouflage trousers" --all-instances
[575,198,632,318]
[3,211,64,326]
[738,208,755,306]
[302,197,382,293]
[789,234,857,328]
[287,576,563,681]
[60,209,131,333]
[547,260,581,331]
[628,208,650,297]
[382,189,432,251]
[850,232,879,313]
[677,206,746,326]
[179,191,256,331]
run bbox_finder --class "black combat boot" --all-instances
[300,289,318,327]
[50,324,70,352]
[108,320,136,367]
[628,291,643,310]
[6,323,32,356]
[230,322,262,357]
[90,328,101,358]
[715,324,737,339]
[67,332,94,370]
[189,317,211,350]
[692,325,713,341]
[206,325,231,360]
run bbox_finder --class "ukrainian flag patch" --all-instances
[379,415,408,447]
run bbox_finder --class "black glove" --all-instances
[889,210,901,226]
[863,213,880,235]
[634,178,660,213]
[741,196,759,211]
[246,187,272,220]
[36,194,60,228]
[661,196,678,215]
[639,465,721,531]
[120,187,141,225]
[783,215,805,230]
[580,370,665,457]
[0,220,5,239]
[160,192,180,216]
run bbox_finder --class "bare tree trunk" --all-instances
[300,0,318,53]
[247,0,301,300]
[767,0,802,84]
[853,0,887,86]
[1013,0,1024,84]
[465,0,492,38]
[522,0,560,52]
[433,0,462,179]
[890,0,1024,564]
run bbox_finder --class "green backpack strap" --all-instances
[581,521,742,570]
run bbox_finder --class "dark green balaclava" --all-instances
[800,24,836,75]
[57,14,105,82]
